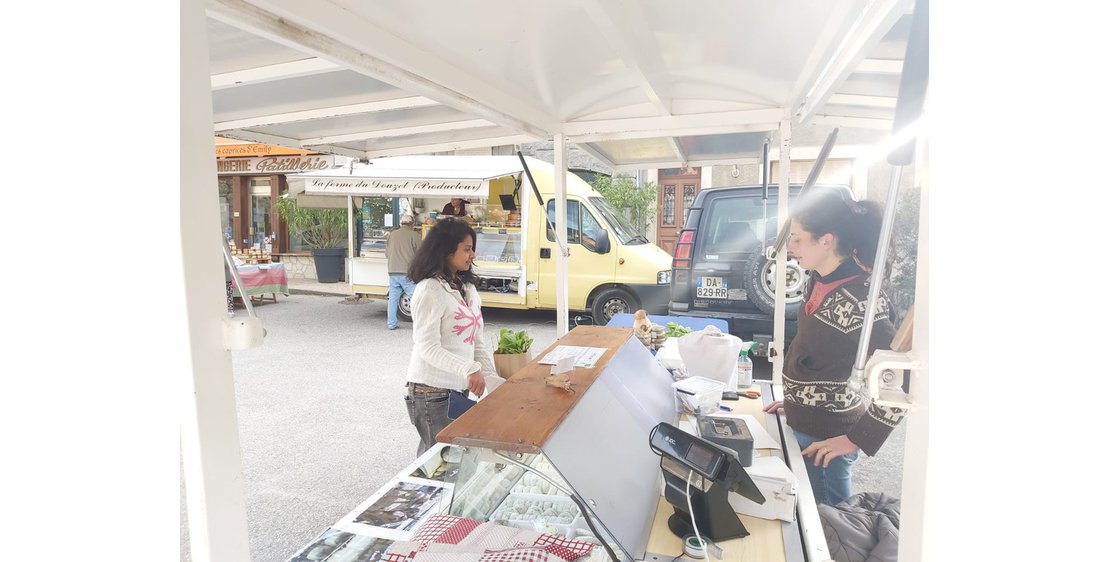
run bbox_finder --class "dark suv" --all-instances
[667,184,853,356]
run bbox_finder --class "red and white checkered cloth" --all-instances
[384,514,596,562]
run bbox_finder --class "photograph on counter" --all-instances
[287,527,394,562]
[352,481,447,531]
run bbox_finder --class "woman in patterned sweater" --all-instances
[763,193,905,505]
[403,218,499,456]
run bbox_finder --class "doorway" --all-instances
[655,167,701,255]
[249,178,272,251]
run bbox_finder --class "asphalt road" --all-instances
[181,294,905,562]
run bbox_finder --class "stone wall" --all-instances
[276,254,316,280]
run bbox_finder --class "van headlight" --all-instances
[657,270,672,285]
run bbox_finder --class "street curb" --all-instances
[289,287,351,297]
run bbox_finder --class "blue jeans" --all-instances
[403,385,451,457]
[793,429,860,506]
[387,274,417,328]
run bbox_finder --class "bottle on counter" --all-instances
[736,345,753,388]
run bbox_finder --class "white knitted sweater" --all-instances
[405,277,497,391]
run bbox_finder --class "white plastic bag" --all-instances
[677,325,742,389]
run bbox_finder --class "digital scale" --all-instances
[648,422,765,542]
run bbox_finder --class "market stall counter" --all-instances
[284,326,821,562]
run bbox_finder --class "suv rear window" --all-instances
[699,195,777,259]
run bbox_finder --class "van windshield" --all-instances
[589,197,646,245]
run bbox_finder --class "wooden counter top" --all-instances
[437,326,633,453]
[644,495,786,562]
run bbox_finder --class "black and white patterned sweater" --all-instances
[782,260,905,456]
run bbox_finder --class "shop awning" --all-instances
[287,155,527,198]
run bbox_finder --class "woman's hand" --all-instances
[763,400,784,414]
[467,369,486,397]
[801,435,860,468]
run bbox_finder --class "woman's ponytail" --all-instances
[845,200,883,268]
[793,193,884,268]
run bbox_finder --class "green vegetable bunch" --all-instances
[495,328,534,354]
[664,322,694,338]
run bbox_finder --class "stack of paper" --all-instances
[728,455,798,522]
[537,345,607,368]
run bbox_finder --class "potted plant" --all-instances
[275,193,349,283]
[493,328,534,379]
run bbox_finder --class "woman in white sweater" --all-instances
[403,218,498,456]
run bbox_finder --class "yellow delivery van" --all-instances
[286,155,673,324]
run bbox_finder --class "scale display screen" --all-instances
[685,442,717,475]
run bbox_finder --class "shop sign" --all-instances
[215,143,313,158]
[217,155,339,175]
[304,177,486,196]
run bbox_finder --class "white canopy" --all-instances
[207,0,913,168]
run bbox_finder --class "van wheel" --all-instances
[743,253,807,319]
[399,292,413,322]
[591,288,639,325]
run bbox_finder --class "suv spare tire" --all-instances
[742,250,807,319]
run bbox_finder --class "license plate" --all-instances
[696,276,728,299]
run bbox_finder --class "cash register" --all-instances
[648,422,766,542]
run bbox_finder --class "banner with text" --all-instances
[303,177,487,197]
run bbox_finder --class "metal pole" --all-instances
[553,134,570,336]
[517,151,571,335]
[223,239,255,318]
[769,128,839,259]
[517,152,567,256]
[761,138,770,246]
[771,118,791,383]
[850,166,902,382]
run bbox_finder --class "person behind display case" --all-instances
[762,192,906,506]
[439,198,469,217]
[402,217,498,456]
[385,214,423,330]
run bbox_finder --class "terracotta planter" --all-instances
[493,351,532,380]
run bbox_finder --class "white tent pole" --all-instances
[554,134,570,335]
[771,118,791,384]
[898,138,930,562]
[181,0,251,561]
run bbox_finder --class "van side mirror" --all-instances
[594,229,611,254]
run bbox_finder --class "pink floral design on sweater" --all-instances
[452,300,483,344]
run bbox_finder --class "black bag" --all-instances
[447,389,477,420]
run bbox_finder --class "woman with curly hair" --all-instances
[763,192,905,505]
[402,218,498,456]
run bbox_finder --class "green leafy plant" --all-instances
[590,175,659,235]
[664,322,694,338]
[495,328,533,355]
[275,193,348,249]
